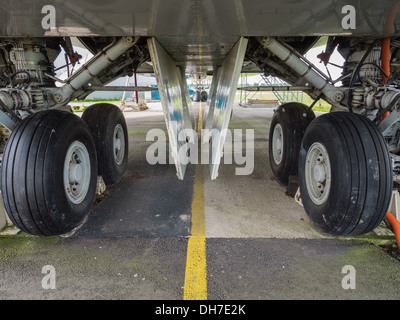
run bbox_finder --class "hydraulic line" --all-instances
[382,1,400,81]
[382,38,391,82]
[386,211,400,250]
[347,40,378,113]
[52,36,137,105]
[261,37,345,108]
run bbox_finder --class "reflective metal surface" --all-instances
[148,37,193,180]
[209,37,248,180]
[0,0,398,37]
[2,0,398,74]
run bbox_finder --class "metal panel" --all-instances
[1,1,398,37]
[209,37,248,180]
[147,37,193,180]
[177,67,195,132]
[0,110,18,131]
[203,67,220,130]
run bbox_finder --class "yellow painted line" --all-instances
[183,102,207,300]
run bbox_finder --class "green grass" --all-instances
[72,91,333,113]
[312,105,331,112]
[71,98,121,103]
[70,99,121,112]
[236,91,332,112]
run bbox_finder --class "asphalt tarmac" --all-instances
[0,102,399,301]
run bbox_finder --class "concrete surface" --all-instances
[0,102,399,300]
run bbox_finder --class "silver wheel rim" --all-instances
[305,142,331,205]
[63,141,91,204]
[272,124,283,165]
[113,124,125,165]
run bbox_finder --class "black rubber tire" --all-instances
[193,91,201,102]
[268,102,315,184]
[82,103,128,185]
[200,91,208,102]
[1,110,98,236]
[298,112,393,236]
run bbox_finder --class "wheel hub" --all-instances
[69,163,83,183]
[313,164,326,183]
[305,142,331,205]
[63,141,91,204]
[272,124,283,165]
[113,124,125,165]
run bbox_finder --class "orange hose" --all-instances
[381,38,391,81]
[383,1,400,35]
[381,1,400,81]
[386,211,400,249]
[382,111,390,120]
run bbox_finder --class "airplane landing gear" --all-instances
[298,112,393,236]
[1,110,98,236]
[269,105,393,236]
[82,103,128,185]
[269,102,315,184]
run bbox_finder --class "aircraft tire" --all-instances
[298,112,393,236]
[1,110,98,236]
[193,91,201,102]
[269,102,315,184]
[82,103,128,185]
[200,91,208,102]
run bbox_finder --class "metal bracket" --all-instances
[0,109,18,131]
[208,37,248,180]
[147,37,194,180]
[389,190,400,222]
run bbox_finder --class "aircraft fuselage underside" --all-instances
[0,0,399,237]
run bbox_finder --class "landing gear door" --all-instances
[209,37,248,180]
[148,38,193,180]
